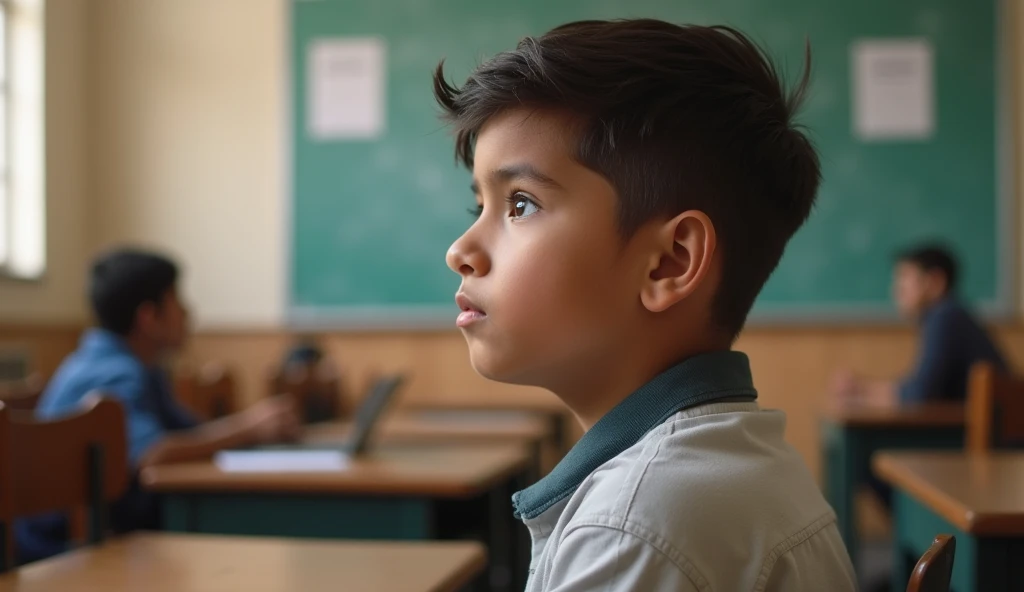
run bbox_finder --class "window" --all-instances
[0,0,44,279]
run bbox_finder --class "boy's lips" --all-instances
[455,292,487,328]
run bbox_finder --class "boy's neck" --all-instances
[123,333,163,368]
[558,341,730,431]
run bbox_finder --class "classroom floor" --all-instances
[859,540,893,592]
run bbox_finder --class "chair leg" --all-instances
[0,522,10,573]
[87,445,108,544]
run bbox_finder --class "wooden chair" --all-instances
[0,394,128,571]
[176,363,237,421]
[966,362,1024,453]
[268,360,351,423]
[906,534,956,592]
[0,374,45,412]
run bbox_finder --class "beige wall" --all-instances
[88,0,286,328]
[0,0,89,324]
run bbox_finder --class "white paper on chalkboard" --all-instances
[852,39,934,141]
[307,37,386,140]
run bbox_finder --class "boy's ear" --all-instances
[133,301,159,334]
[925,270,950,299]
[640,210,717,313]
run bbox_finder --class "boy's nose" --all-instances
[446,233,490,277]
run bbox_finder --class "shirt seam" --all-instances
[752,510,839,592]
[561,517,711,591]
[669,400,761,421]
[619,426,666,525]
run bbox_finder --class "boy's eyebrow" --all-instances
[473,163,565,192]
[494,163,564,190]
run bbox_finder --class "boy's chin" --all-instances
[467,346,532,386]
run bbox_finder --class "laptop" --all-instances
[214,373,406,472]
[342,373,405,455]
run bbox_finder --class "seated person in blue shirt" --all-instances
[833,244,1009,407]
[15,249,300,564]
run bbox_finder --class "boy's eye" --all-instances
[468,204,484,218]
[509,193,540,219]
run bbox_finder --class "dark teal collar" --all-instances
[512,350,757,520]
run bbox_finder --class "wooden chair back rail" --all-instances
[906,534,956,592]
[0,375,45,412]
[966,363,1024,454]
[0,395,129,571]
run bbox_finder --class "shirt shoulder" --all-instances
[40,347,147,416]
[925,298,982,336]
[557,403,853,589]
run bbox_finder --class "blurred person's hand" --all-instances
[244,396,302,444]
[830,369,861,400]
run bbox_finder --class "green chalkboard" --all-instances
[289,0,1007,327]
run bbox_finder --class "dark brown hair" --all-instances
[434,19,820,338]
[897,243,959,294]
[90,249,179,335]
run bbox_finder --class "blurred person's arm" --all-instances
[139,397,300,469]
[831,370,898,408]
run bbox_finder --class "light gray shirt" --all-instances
[512,352,856,591]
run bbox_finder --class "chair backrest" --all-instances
[0,394,129,570]
[269,360,350,423]
[966,362,1024,453]
[906,534,956,592]
[176,363,237,421]
[0,374,45,412]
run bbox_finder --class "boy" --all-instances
[16,249,299,563]
[437,20,856,591]
[833,244,1008,406]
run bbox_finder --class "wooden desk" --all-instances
[822,403,965,428]
[143,442,530,498]
[874,452,1024,592]
[305,410,555,475]
[821,402,965,570]
[0,533,486,592]
[306,411,550,446]
[402,403,577,456]
[142,443,531,592]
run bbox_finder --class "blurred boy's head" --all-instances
[892,244,958,318]
[437,20,819,387]
[90,249,189,353]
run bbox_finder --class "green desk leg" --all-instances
[823,422,964,574]
[162,493,435,540]
[824,422,860,569]
[891,491,1024,592]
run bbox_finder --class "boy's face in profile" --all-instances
[446,108,649,386]
[891,261,945,318]
[137,287,191,353]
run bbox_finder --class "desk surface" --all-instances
[873,451,1024,536]
[141,442,531,497]
[305,410,553,445]
[0,533,485,592]
[823,402,965,428]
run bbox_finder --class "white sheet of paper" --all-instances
[214,450,350,473]
[307,37,386,140]
[852,39,934,141]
